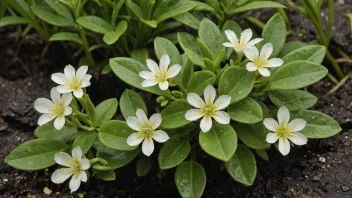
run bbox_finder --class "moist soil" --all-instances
[1,2,352,198]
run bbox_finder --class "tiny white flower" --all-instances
[185,85,231,133]
[34,88,72,130]
[223,29,263,54]
[51,65,92,98]
[263,106,308,156]
[243,43,284,77]
[139,54,182,90]
[51,146,90,192]
[126,109,169,156]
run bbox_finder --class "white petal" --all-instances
[212,111,230,124]
[148,113,162,129]
[139,71,155,80]
[224,30,238,44]
[213,95,231,110]
[260,43,273,60]
[266,58,284,68]
[243,46,259,62]
[80,158,90,170]
[187,93,205,108]
[61,93,73,106]
[51,168,74,184]
[258,68,270,77]
[246,38,264,47]
[126,116,143,131]
[69,173,81,192]
[56,85,72,93]
[266,132,279,143]
[54,116,65,130]
[204,85,216,105]
[240,29,253,44]
[127,132,144,146]
[64,65,76,79]
[72,146,82,160]
[200,115,212,133]
[167,64,182,78]
[288,132,308,145]
[50,88,61,103]
[185,109,204,121]
[65,106,72,116]
[223,42,235,48]
[152,130,169,143]
[263,118,279,132]
[277,106,290,126]
[278,137,290,156]
[34,98,54,113]
[246,62,258,71]
[159,81,169,90]
[73,89,84,98]
[142,138,154,157]
[287,119,307,132]
[159,54,170,72]
[38,114,55,126]
[54,152,73,167]
[80,74,92,87]
[146,59,160,75]
[76,66,88,80]
[141,79,158,87]
[136,108,148,124]
[80,170,87,182]
[51,73,67,85]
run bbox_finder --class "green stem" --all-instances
[78,28,95,66]
[326,0,334,46]
[326,50,344,79]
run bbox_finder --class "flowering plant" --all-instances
[5,14,341,197]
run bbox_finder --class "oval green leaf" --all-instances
[31,5,74,27]
[228,97,263,124]
[154,37,181,65]
[136,156,152,176]
[268,90,317,110]
[234,123,270,150]
[97,149,140,169]
[49,32,83,44]
[72,132,97,154]
[103,20,128,45]
[187,71,216,95]
[199,18,224,57]
[119,89,147,119]
[95,98,118,126]
[158,139,190,169]
[283,45,326,64]
[279,41,308,58]
[34,122,78,142]
[160,99,191,129]
[227,1,285,14]
[76,16,113,34]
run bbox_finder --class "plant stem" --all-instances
[326,50,344,79]
[78,28,96,66]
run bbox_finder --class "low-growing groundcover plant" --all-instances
[5,14,342,197]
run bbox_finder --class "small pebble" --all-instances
[78,193,84,198]
[43,187,52,195]
[313,173,323,181]
[319,157,326,162]
[342,186,350,192]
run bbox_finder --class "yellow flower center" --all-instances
[253,57,270,69]
[141,126,155,139]
[67,158,82,174]
[275,124,293,138]
[65,77,82,91]
[156,68,168,83]
[201,104,216,117]
[50,102,66,117]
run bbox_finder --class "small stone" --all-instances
[342,186,350,192]
[313,173,323,181]
[43,187,52,195]
[319,157,326,162]
[3,179,8,182]
[78,193,84,198]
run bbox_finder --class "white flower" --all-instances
[139,54,182,90]
[51,146,90,192]
[185,85,231,133]
[34,88,72,130]
[51,65,92,98]
[263,106,308,156]
[126,109,169,156]
[223,29,263,54]
[243,43,284,77]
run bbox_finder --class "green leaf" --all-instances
[95,169,116,181]
[77,16,113,34]
[187,71,216,95]
[158,139,190,169]
[224,144,257,186]
[5,139,68,171]
[154,37,181,65]
[110,58,164,96]
[156,1,195,23]
[234,123,270,150]
[125,0,157,28]
[72,132,97,154]
[31,5,74,27]
[103,20,128,45]
[228,97,263,124]
[199,123,237,161]
[77,94,96,124]
[130,48,149,64]
[255,149,269,161]
[97,149,140,169]
[95,98,118,126]
[282,45,326,64]
[136,156,152,176]
[0,16,31,27]
[167,123,196,138]
[289,110,342,138]
[219,66,255,104]
[268,90,317,111]
[278,41,308,58]
[49,32,83,44]
[260,13,286,57]
[227,1,285,14]
[34,122,78,142]
[199,18,224,57]
[197,38,214,61]
[269,61,328,90]
[119,89,147,119]
[174,54,194,90]
[178,32,204,67]
[98,120,138,151]
[160,100,191,129]
[173,12,200,30]
[175,161,206,198]
[221,20,242,59]
[44,0,73,21]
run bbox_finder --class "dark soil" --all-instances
[1,2,352,198]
